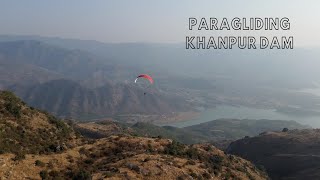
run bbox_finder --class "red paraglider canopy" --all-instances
[135,74,154,84]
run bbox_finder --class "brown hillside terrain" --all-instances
[0,135,268,180]
[227,129,320,180]
[0,91,79,156]
[0,91,268,179]
[75,120,131,139]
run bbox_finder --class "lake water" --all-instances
[167,105,320,128]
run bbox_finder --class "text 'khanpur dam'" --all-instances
[186,17,293,49]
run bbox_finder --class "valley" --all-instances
[75,118,309,146]
[0,38,320,129]
[166,105,320,128]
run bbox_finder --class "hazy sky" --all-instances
[0,0,320,47]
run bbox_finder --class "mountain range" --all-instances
[1,35,320,125]
[0,40,192,119]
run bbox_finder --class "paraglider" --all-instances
[135,74,153,95]
[134,74,154,84]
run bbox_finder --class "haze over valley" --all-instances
[0,36,320,128]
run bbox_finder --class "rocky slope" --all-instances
[0,91,268,179]
[0,135,268,180]
[227,129,320,180]
[0,91,78,156]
